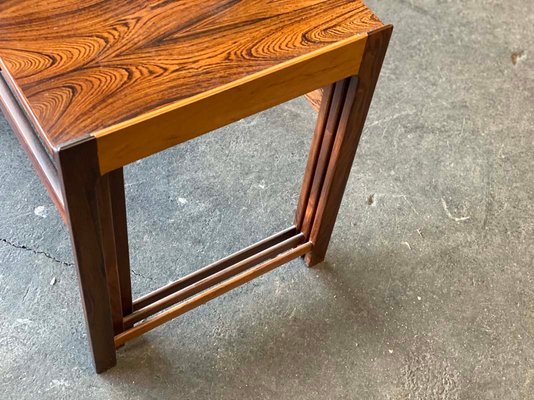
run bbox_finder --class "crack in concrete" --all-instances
[1,237,156,283]
[394,0,436,20]
[0,238,73,267]
[131,268,155,282]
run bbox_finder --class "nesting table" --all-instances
[0,1,391,372]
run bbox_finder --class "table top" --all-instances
[0,0,382,155]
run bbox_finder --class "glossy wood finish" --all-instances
[94,35,368,173]
[296,25,393,266]
[298,79,351,238]
[0,70,65,221]
[0,0,392,374]
[97,169,132,335]
[125,232,305,326]
[57,139,117,373]
[0,0,382,163]
[133,226,298,311]
[115,241,313,347]
[108,169,133,328]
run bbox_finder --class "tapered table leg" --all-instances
[58,138,117,373]
[296,25,393,266]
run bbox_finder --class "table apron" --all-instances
[0,71,66,222]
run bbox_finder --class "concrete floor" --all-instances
[1,0,533,399]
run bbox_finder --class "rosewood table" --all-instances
[0,0,392,373]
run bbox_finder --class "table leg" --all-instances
[58,138,117,373]
[109,169,133,328]
[98,168,133,335]
[296,25,393,266]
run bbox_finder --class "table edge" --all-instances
[91,32,372,174]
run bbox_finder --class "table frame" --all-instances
[0,25,391,373]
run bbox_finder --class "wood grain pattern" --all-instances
[0,0,382,158]
[57,138,116,373]
[305,89,324,112]
[94,35,367,173]
[0,0,391,372]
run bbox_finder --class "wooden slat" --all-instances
[295,85,335,231]
[306,25,393,266]
[300,79,350,238]
[115,241,313,347]
[97,173,124,335]
[133,226,298,311]
[96,168,132,335]
[0,71,65,221]
[108,169,133,326]
[126,232,305,325]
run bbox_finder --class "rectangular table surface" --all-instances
[0,0,382,156]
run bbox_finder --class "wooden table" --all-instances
[0,0,392,373]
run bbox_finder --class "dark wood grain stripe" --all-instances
[0,0,382,156]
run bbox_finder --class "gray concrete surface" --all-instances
[1,0,533,398]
